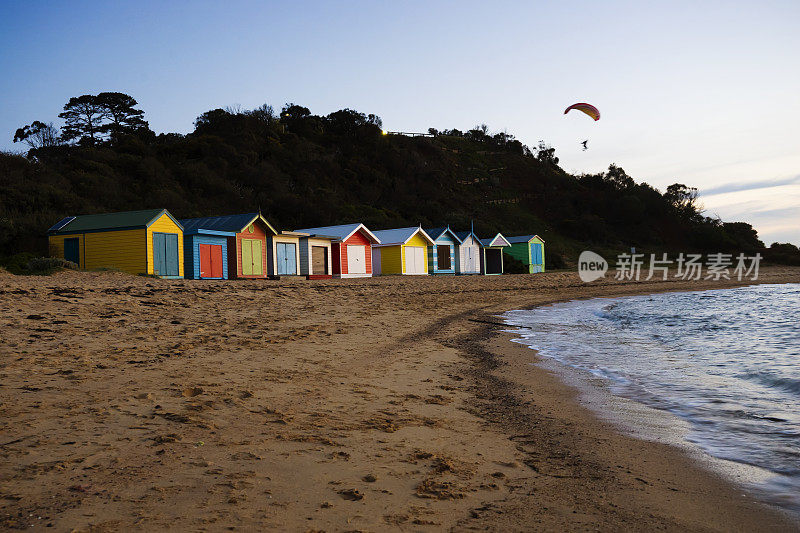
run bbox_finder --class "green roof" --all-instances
[48,209,180,234]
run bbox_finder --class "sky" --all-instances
[1,0,798,245]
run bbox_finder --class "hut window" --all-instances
[248,224,254,233]
[437,245,451,270]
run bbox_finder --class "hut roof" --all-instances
[372,227,434,246]
[294,223,380,243]
[506,234,545,244]
[453,230,481,244]
[179,213,277,235]
[480,233,511,247]
[423,226,462,243]
[48,209,181,234]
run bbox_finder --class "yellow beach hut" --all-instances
[370,226,435,275]
[47,209,184,278]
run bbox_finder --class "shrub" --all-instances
[24,256,78,275]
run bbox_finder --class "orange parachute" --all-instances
[564,103,600,121]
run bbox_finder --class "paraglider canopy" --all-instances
[564,103,600,121]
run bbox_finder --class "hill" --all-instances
[2,98,798,268]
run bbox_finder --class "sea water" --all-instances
[503,283,800,512]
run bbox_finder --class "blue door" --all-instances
[153,233,180,277]
[165,233,179,276]
[64,238,80,265]
[153,233,164,275]
[531,243,543,265]
[276,242,297,275]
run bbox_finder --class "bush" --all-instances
[546,250,566,270]
[24,256,78,275]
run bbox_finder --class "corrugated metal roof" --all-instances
[294,223,380,243]
[294,223,361,240]
[48,209,170,234]
[373,227,433,246]
[180,213,276,234]
[454,230,481,244]
[424,226,462,243]
[507,234,545,244]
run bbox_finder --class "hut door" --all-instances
[209,245,223,277]
[200,244,212,278]
[242,239,262,276]
[251,240,263,275]
[404,246,425,274]
[531,243,542,265]
[200,244,223,278]
[152,233,179,277]
[347,245,366,274]
[312,246,327,274]
[276,242,297,275]
[241,240,253,275]
[463,245,475,272]
[436,245,451,270]
[64,238,80,265]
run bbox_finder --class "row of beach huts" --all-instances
[46,209,545,279]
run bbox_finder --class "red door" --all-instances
[210,244,223,278]
[199,244,224,278]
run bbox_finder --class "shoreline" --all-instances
[461,282,799,530]
[1,268,799,530]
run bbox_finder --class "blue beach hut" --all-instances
[181,226,235,279]
[423,226,461,275]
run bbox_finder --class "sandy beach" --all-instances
[1,267,799,531]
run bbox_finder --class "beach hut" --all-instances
[296,233,335,279]
[294,223,381,278]
[371,226,435,276]
[453,229,483,275]
[505,235,546,273]
[268,231,304,277]
[47,209,184,278]
[182,227,235,279]
[179,213,277,279]
[479,233,511,275]
[423,226,460,275]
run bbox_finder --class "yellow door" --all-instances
[242,240,253,275]
[251,240,263,275]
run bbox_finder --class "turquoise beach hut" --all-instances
[423,226,460,275]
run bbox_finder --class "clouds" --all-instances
[701,177,800,245]
[701,175,800,197]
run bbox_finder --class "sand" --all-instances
[1,267,799,531]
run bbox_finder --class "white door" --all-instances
[347,245,366,274]
[466,245,476,272]
[405,246,425,274]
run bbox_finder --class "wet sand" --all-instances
[1,267,799,531]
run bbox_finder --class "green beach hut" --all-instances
[505,235,545,273]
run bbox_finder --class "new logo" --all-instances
[578,251,607,282]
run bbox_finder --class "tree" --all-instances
[281,103,311,121]
[96,92,148,139]
[534,141,559,165]
[58,92,148,145]
[13,121,61,149]
[605,164,635,190]
[58,95,109,144]
[325,108,382,135]
[665,183,700,219]
[193,108,232,133]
